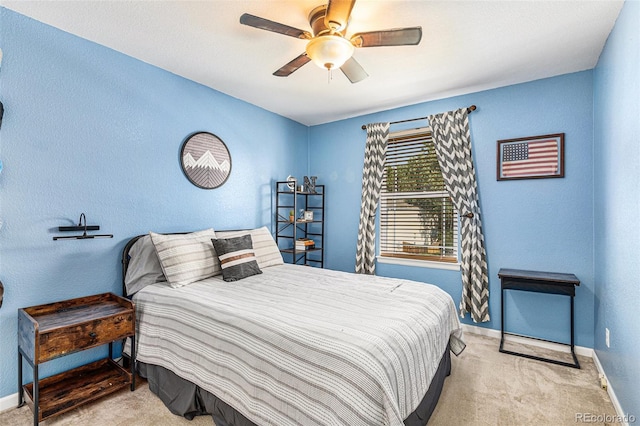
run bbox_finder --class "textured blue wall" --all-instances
[593,0,639,418]
[1,2,635,414]
[309,72,595,347]
[0,8,308,398]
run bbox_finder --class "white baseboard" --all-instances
[0,392,19,414]
[461,324,593,358]
[592,351,631,426]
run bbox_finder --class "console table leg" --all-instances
[33,364,39,426]
[570,295,575,349]
[17,352,24,407]
[570,295,580,368]
[500,287,505,351]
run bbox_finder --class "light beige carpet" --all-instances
[1,332,618,425]
[429,333,619,425]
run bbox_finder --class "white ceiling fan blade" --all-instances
[341,57,368,83]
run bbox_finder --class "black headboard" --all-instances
[121,234,147,297]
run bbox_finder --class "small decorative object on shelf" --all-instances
[275,180,324,268]
[303,176,317,194]
[285,175,318,194]
[286,175,296,191]
[295,238,315,250]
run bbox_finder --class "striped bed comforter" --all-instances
[133,263,464,426]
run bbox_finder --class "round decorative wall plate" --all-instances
[180,132,232,189]
[286,175,296,190]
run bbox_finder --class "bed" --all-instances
[122,227,464,426]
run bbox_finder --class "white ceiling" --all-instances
[1,1,624,126]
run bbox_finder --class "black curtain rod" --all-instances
[360,105,476,130]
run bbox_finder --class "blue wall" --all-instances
[1,2,637,417]
[593,0,639,419]
[309,72,595,347]
[0,8,308,398]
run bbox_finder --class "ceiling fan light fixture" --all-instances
[305,34,355,70]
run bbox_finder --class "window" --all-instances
[379,128,458,264]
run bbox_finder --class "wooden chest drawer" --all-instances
[18,293,135,365]
[38,312,134,362]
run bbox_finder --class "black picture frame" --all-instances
[497,133,564,181]
[180,132,232,189]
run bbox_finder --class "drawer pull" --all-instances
[89,332,97,338]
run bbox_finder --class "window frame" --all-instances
[377,127,460,270]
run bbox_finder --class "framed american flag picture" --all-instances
[497,133,564,181]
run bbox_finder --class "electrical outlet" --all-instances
[605,328,610,348]
[599,374,608,390]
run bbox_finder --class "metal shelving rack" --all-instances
[275,181,324,268]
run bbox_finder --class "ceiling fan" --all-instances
[240,0,422,83]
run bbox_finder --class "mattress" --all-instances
[132,263,464,426]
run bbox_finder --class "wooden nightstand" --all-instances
[18,293,136,425]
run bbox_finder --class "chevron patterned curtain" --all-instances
[355,122,390,274]
[428,108,490,322]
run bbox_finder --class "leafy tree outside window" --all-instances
[380,130,458,262]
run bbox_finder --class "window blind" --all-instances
[380,129,458,263]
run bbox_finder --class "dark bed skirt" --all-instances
[138,346,451,426]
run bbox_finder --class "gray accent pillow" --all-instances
[215,226,283,269]
[211,235,262,282]
[124,235,166,296]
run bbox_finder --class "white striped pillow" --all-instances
[215,226,283,269]
[211,234,262,282]
[150,229,218,288]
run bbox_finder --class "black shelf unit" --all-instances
[275,181,325,268]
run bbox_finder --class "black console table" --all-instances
[498,268,580,369]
